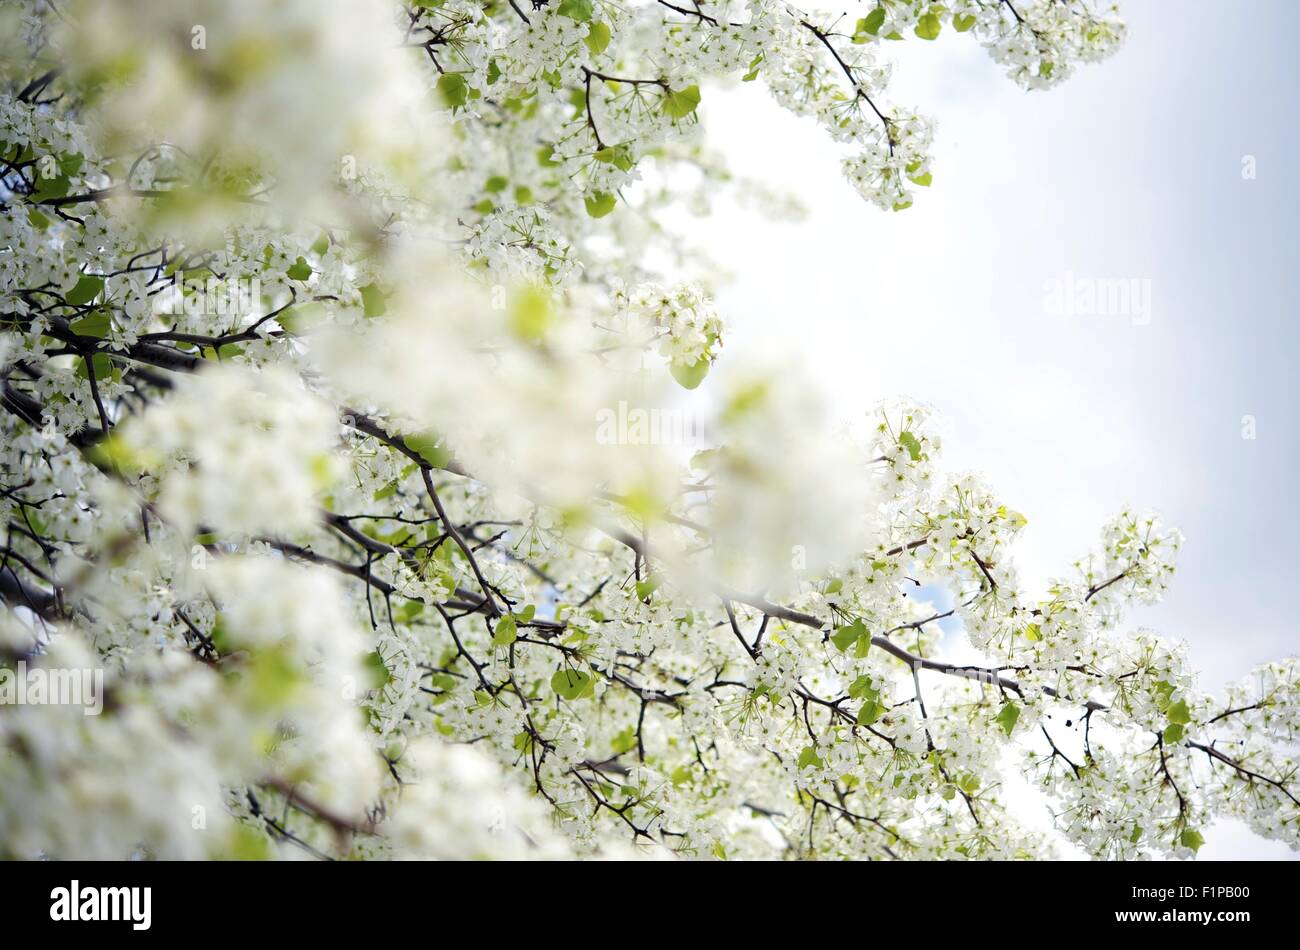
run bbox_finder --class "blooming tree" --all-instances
[1,0,1295,861]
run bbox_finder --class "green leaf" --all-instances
[75,352,114,381]
[557,0,593,22]
[1179,828,1205,853]
[995,701,1020,736]
[909,171,932,187]
[437,72,469,109]
[584,191,616,218]
[286,256,312,281]
[1152,679,1176,713]
[669,357,710,390]
[491,615,518,648]
[510,284,554,342]
[363,650,392,690]
[856,698,886,726]
[584,21,611,55]
[953,13,977,32]
[848,675,878,701]
[404,433,452,469]
[1166,699,1191,725]
[69,309,111,338]
[226,824,273,861]
[1023,622,1043,642]
[797,746,823,769]
[32,173,70,202]
[742,53,763,81]
[635,576,661,600]
[246,646,304,709]
[1162,722,1185,744]
[484,175,508,193]
[65,275,104,307]
[551,668,594,701]
[611,725,637,755]
[898,430,923,461]
[661,84,701,120]
[359,283,387,318]
[861,8,886,36]
[831,618,866,652]
[594,144,635,172]
[914,13,942,40]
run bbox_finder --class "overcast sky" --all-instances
[689,0,1298,858]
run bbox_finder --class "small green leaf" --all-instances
[65,275,104,307]
[914,13,942,40]
[404,433,452,469]
[861,8,887,36]
[635,576,661,600]
[848,675,879,702]
[286,256,312,281]
[584,20,611,55]
[364,650,392,690]
[594,144,635,172]
[661,84,701,120]
[484,175,508,193]
[856,698,886,726]
[69,309,111,338]
[437,72,469,109]
[510,284,554,342]
[1166,699,1191,725]
[797,746,823,770]
[491,615,518,648]
[246,646,304,709]
[995,701,1020,737]
[953,13,977,32]
[831,618,866,652]
[557,0,593,22]
[898,430,923,461]
[551,668,594,701]
[611,726,637,755]
[669,357,710,390]
[1179,828,1204,853]
[1153,679,1176,712]
[909,171,932,187]
[584,191,616,218]
[359,283,387,318]
[1162,722,1185,744]
[75,352,114,381]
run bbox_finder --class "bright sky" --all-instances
[688,0,1299,858]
